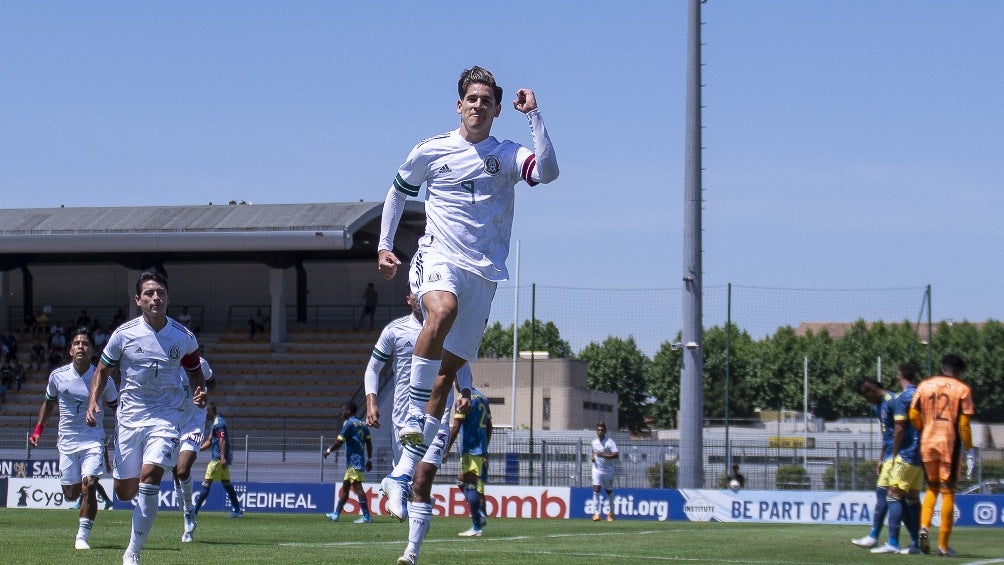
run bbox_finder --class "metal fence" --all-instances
[4,429,1000,492]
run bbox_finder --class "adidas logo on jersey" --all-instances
[435,164,451,174]
[135,347,144,353]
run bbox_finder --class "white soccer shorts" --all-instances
[114,424,180,479]
[59,444,105,485]
[592,469,615,491]
[179,429,204,453]
[409,247,496,362]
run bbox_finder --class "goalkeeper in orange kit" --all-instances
[908,354,975,557]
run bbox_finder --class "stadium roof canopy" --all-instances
[0,201,426,271]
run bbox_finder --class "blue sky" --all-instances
[3,2,1002,346]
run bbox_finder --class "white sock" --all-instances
[405,501,433,558]
[592,492,600,513]
[77,517,94,541]
[392,441,426,477]
[421,414,441,448]
[408,356,439,420]
[126,483,159,555]
[178,477,193,514]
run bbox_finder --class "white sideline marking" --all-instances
[961,560,1004,565]
[279,529,681,548]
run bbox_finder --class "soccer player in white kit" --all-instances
[29,327,119,550]
[86,271,207,565]
[364,292,424,467]
[591,422,620,522]
[378,65,558,565]
[174,354,214,542]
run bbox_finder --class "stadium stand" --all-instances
[0,327,376,435]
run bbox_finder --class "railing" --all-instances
[225,304,412,333]
[4,428,1000,491]
[6,305,205,333]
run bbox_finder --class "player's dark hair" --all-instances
[135,270,168,295]
[458,66,503,105]
[856,377,883,395]
[898,361,919,383]
[68,326,94,347]
[596,422,607,429]
[941,353,966,375]
[344,401,358,414]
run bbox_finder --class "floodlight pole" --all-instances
[678,0,705,489]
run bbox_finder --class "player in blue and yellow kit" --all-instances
[871,362,923,554]
[852,377,896,549]
[323,401,373,523]
[192,402,244,518]
[446,388,492,537]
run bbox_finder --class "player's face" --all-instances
[457,83,500,139]
[68,334,92,362]
[135,280,170,320]
[596,425,606,439]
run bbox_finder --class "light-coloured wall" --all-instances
[469,358,619,432]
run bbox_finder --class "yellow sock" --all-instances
[920,488,937,530]
[938,490,954,550]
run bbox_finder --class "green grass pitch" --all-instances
[2,509,1002,564]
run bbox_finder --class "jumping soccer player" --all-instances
[377,65,558,565]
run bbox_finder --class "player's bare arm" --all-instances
[513,88,538,114]
[85,361,112,426]
[186,366,207,407]
[365,393,381,428]
[29,399,56,446]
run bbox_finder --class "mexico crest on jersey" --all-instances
[169,345,180,359]
[483,155,501,175]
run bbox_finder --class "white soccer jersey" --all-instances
[368,314,423,430]
[100,316,199,430]
[591,435,619,475]
[393,129,537,282]
[178,357,213,438]
[45,363,118,453]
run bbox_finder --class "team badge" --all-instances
[483,155,501,175]
[169,345,180,359]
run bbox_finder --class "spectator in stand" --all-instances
[30,339,46,370]
[248,308,269,338]
[35,309,50,336]
[176,307,193,330]
[76,310,92,329]
[50,321,66,350]
[92,325,108,352]
[14,359,26,392]
[0,361,12,399]
[48,347,63,372]
[2,330,17,362]
[357,283,378,331]
[111,308,126,330]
